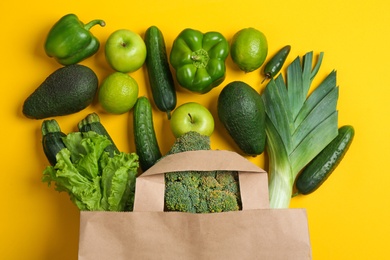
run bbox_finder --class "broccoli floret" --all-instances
[165,181,200,213]
[166,131,211,154]
[216,171,241,199]
[164,131,241,213]
[197,171,241,213]
[205,189,239,213]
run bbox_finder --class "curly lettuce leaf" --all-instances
[100,152,138,211]
[42,131,139,211]
[42,148,103,211]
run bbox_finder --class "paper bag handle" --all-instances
[133,150,269,212]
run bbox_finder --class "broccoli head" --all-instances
[164,131,241,213]
[166,130,211,154]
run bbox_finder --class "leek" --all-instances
[262,51,339,208]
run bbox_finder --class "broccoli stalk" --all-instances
[164,131,241,213]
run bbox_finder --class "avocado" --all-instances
[22,64,98,119]
[217,81,266,156]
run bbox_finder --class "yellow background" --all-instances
[1,0,389,259]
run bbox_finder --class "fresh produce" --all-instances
[170,102,214,138]
[166,130,210,154]
[41,120,67,166]
[98,72,139,114]
[22,64,98,119]
[218,81,266,156]
[164,131,241,213]
[144,26,177,119]
[230,27,268,72]
[78,112,120,157]
[169,28,229,94]
[262,45,291,83]
[44,13,105,65]
[42,130,139,211]
[31,19,353,213]
[105,29,147,73]
[296,125,355,195]
[262,51,339,208]
[133,96,162,172]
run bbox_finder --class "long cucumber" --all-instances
[133,96,162,172]
[144,26,176,119]
[296,125,355,194]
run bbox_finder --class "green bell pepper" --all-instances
[44,14,105,65]
[169,28,229,94]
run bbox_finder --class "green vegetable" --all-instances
[166,131,211,153]
[218,81,266,156]
[42,131,139,211]
[262,51,339,208]
[22,64,98,119]
[169,28,229,94]
[296,125,355,195]
[164,131,241,213]
[144,26,177,119]
[262,45,291,83]
[133,96,162,172]
[41,119,66,166]
[44,13,105,65]
[78,112,119,157]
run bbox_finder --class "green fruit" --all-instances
[98,72,139,114]
[23,64,98,119]
[230,27,268,72]
[217,81,266,156]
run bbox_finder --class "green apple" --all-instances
[105,29,146,73]
[170,102,214,138]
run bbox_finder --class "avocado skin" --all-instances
[217,81,266,156]
[23,64,98,119]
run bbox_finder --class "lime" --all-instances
[98,72,139,114]
[230,27,268,72]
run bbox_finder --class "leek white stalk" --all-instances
[262,52,339,208]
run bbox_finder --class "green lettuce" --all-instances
[42,131,139,211]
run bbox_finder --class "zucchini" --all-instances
[133,96,162,172]
[296,125,355,195]
[262,45,291,83]
[41,119,66,165]
[77,112,119,156]
[144,25,177,119]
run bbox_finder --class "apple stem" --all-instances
[188,113,193,124]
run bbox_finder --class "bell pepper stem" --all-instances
[191,49,209,68]
[84,19,106,30]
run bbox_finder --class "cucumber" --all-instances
[217,81,266,156]
[133,96,162,172]
[23,64,98,119]
[296,125,355,195]
[77,112,119,157]
[262,45,291,83]
[144,26,177,119]
[41,119,66,165]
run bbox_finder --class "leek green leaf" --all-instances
[262,51,338,208]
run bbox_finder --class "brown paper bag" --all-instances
[78,150,312,260]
